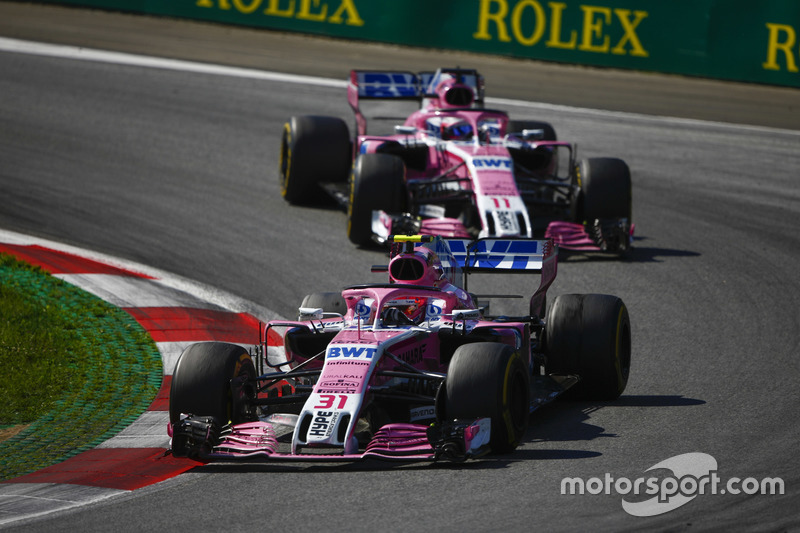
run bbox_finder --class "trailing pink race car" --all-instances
[279,68,633,253]
[169,235,631,462]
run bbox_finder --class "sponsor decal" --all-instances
[473,1,648,57]
[397,343,427,364]
[327,345,377,359]
[327,360,370,366]
[308,410,338,438]
[196,0,364,27]
[409,405,436,422]
[359,72,418,97]
[316,376,361,393]
[308,412,332,436]
[320,380,360,388]
[763,23,799,73]
[473,156,512,169]
[495,210,518,232]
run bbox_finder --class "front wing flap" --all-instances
[171,417,491,463]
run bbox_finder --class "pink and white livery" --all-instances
[279,68,633,253]
[169,236,631,462]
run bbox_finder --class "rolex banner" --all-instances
[31,0,800,87]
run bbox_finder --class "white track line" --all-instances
[1,36,798,137]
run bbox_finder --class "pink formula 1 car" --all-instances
[279,68,633,253]
[169,236,631,462]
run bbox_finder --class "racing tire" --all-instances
[545,294,631,400]
[347,153,407,247]
[443,343,530,454]
[280,115,351,205]
[301,291,346,314]
[169,342,257,427]
[575,157,631,221]
[506,120,557,141]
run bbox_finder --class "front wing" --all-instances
[171,418,491,463]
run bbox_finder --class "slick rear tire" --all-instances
[575,157,632,221]
[545,294,631,400]
[443,343,530,454]
[169,342,257,427]
[280,115,351,205]
[347,153,407,247]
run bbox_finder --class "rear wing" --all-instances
[446,239,554,273]
[448,238,556,318]
[348,70,421,137]
[348,71,422,101]
[348,68,485,136]
[390,236,557,318]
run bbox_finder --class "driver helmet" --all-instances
[441,120,473,141]
[381,297,427,324]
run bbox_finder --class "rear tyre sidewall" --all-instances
[347,153,407,247]
[545,294,631,400]
[280,115,350,205]
[576,157,632,221]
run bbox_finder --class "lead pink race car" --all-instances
[169,235,631,462]
[279,68,633,253]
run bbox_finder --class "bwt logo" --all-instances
[360,73,417,97]
[327,345,377,360]
[473,157,512,169]
[561,452,785,517]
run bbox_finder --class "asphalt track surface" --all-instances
[1,3,800,531]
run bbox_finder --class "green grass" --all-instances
[0,255,86,424]
[0,253,163,481]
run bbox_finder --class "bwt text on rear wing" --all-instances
[348,70,421,137]
[431,237,557,319]
[347,69,485,136]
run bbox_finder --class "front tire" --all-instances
[347,153,407,247]
[169,342,257,427]
[545,294,631,400]
[443,343,530,454]
[280,115,350,205]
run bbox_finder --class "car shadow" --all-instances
[191,395,705,473]
[528,394,705,440]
